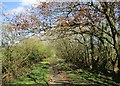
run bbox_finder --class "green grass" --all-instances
[54,59,118,86]
[10,57,118,86]
[67,68,117,86]
[13,59,50,85]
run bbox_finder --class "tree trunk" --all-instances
[104,5,120,73]
[90,33,95,70]
[117,31,120,72]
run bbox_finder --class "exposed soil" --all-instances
[48,59,71,85]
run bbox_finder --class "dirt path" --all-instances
[48,58,71,85]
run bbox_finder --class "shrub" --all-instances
[54,37,85,67]
[54,35,116,73]
[2,38,52,83]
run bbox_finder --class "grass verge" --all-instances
[13,58,50,85]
